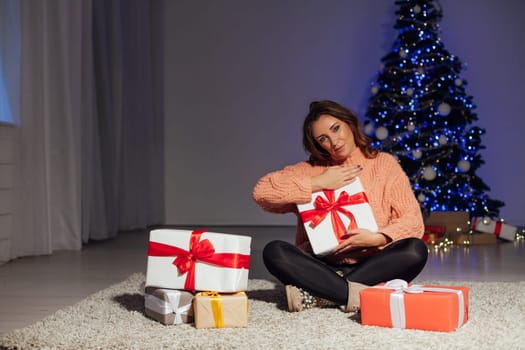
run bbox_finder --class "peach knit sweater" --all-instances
[252,148,424,264]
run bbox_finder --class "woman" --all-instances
[252,100,428,312]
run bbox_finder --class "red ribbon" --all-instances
[494,221,502,236]
[147,230,250,291]
[424,225,446,235]
[299,190,369,241]
[472,217,480,229]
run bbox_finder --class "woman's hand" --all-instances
[330,229,391,256]
[311,165,362,192]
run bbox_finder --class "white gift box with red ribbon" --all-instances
[146,229,251,292]
[297,177,378,256]
[472,216,517,241]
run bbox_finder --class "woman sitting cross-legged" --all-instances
[252,100,428,312]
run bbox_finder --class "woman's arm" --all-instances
[379,164,424,241]
[252,162,320,214]
[253,162,365,214]
[311,165,363,192]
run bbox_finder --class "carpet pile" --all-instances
[1,273,524,349]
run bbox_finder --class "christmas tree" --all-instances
[364,0,504,218]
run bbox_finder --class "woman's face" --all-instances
[311,114,357,162]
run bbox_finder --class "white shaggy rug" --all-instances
[1,273,524,350]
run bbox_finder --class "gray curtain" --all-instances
[85,0,165,241]
[5,0,163,260]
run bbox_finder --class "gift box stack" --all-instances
[297,177,378,256]
[144,228,251,328]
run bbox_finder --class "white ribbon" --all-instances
[374,279,465,330]
[145,291,192,325]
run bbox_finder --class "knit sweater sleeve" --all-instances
[378,155,424,241]
[252,161,323,214]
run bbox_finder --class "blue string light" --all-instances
[364,0,503,217]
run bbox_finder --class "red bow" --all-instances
[148,230,250,291]
[300,190,369,241]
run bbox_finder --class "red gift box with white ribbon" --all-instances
[297,177,378,256]
[360,279,469,332]
[146,229,251,292]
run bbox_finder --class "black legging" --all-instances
[263,238,428,305]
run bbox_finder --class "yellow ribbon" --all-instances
[196,291,247,328]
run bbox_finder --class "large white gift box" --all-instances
[146,229,251,292]
[297,177,378,256]
[471,217,517,241]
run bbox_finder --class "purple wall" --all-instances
[163,0,525,226]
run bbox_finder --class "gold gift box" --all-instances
[193,291,249,329]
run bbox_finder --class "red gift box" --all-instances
[422,225,446,244]
[360,279,468,332]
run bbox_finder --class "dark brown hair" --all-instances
[302,100,378,165]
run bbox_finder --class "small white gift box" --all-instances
[146,229,251,292]
[297,177,378,256]
[144,287,194,325]
[471,216,517,241]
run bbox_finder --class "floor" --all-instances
[0,225,524,334]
